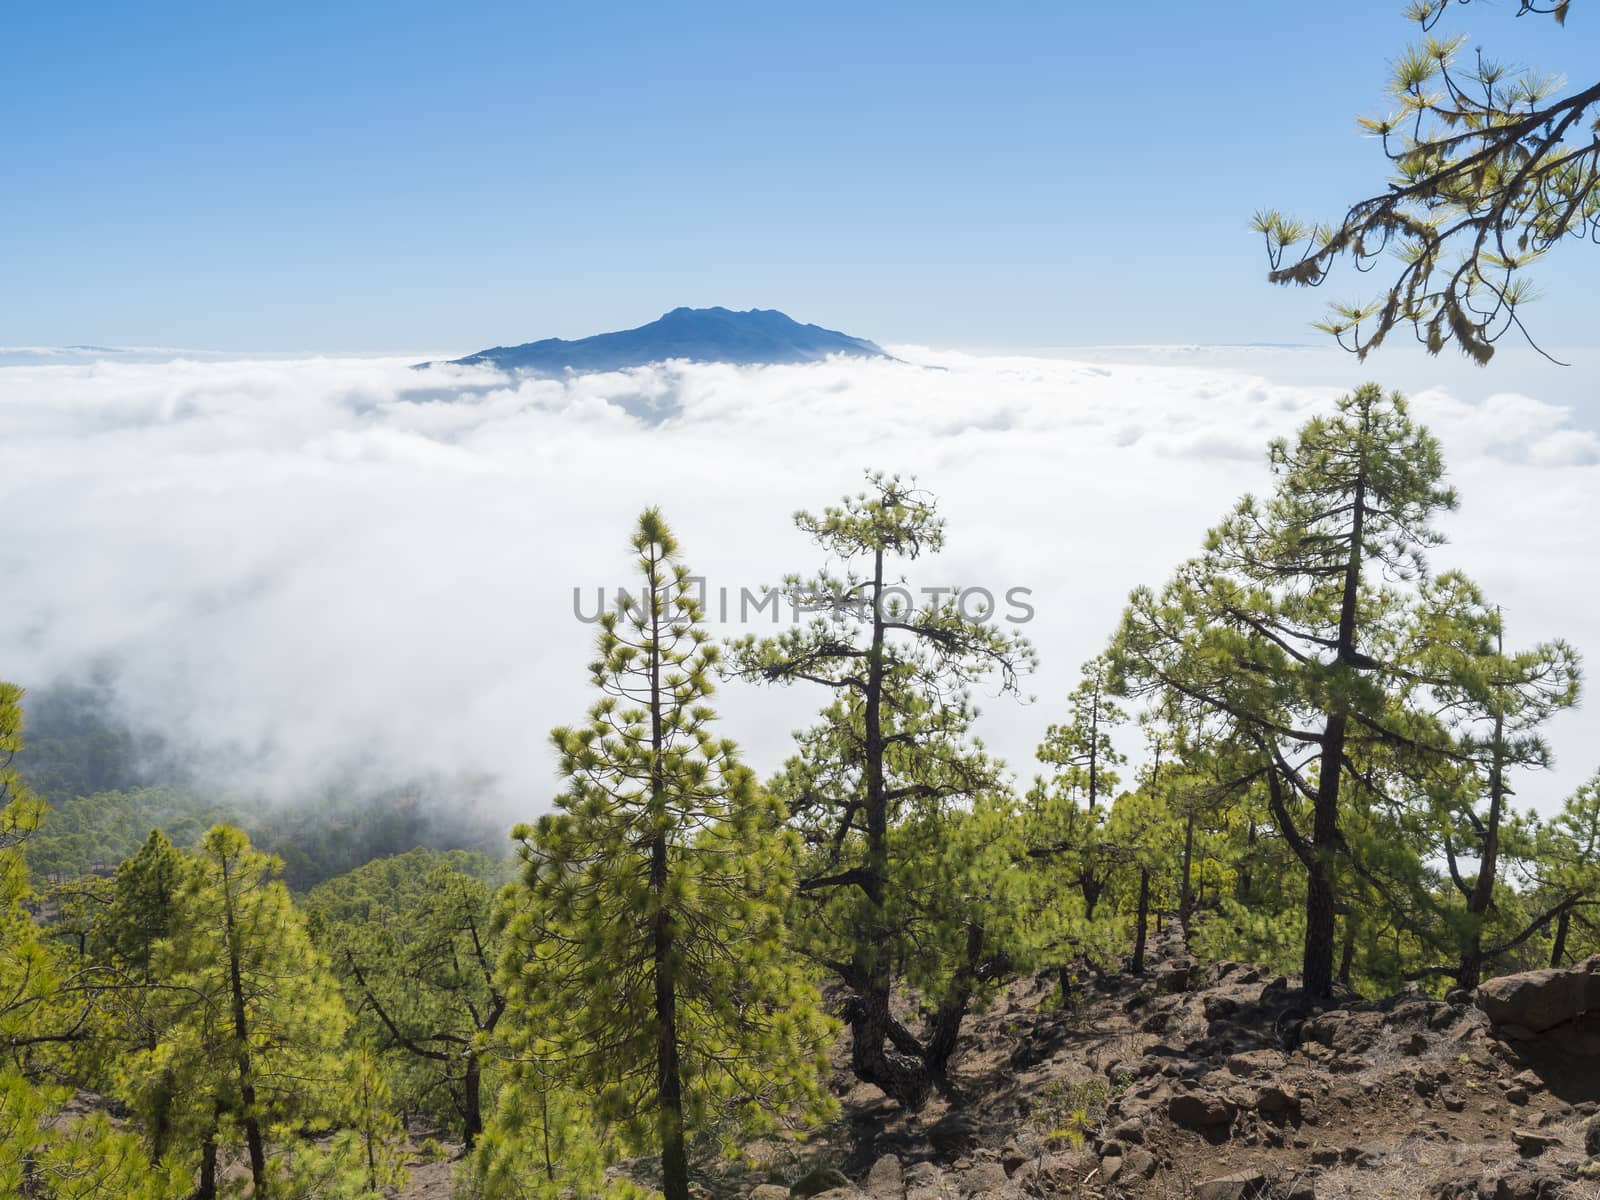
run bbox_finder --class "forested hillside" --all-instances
[2,386,1598,1198]
[12,700,509,891]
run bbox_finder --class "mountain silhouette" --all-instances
[430,307,888,373]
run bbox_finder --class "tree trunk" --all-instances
[922,995,969,1086]
[1550,909,1571,968]
[462,1054,483,1150]
[923,921,989,1083]
[1259,754,1335,999]
[1338,921,1355,990]
[1303,452,1368,1001]
[541,1091,555,1182]
[148,1067,175,1165]
[1239,820,1255,902]
[847,995,932,1108]
[365,1114,379,1192]
[1131,866,1151,976]
[1458,681,1508,991]
[1082,868,1103,921]
[1087,680,1100,810]
[194,1124,218,1200]
[220,856,268,1195]
[842,546,935,1109]
[1303,714,1344,1000]
[652,834,689,1200]
[1179,810,1196,941]
[1457,947,1484,992]
[647,557,690,1200]
[1302,816,1339,999]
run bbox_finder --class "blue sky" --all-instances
[3,0,1593,353]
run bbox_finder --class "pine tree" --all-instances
[1,684,51,1049]
[1105,722,1190,976]
[130,825,357,1198]
[0,1070,184,1200]
[495,510,833,1200]
[466,1068,613,1200]
[1,682,44,920]
[1031,654,1128,919]
[334,1047,410,1199]
[733,473,1034,1107]
[1255,0,1599,362]
[99,830,187,989]
[1531,775,1600,968]
[1114,384,1464,997]
[310,851,508,1146]
[1415,586,1581,987]
[80,830,193,1165]
[0,682,184,1200]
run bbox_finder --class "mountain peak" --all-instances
[431,307,887,374]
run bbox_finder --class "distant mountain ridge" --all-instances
[430,306,888,374]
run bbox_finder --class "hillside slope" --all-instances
[593,934,1596,1200]
[383,933,1600,1198]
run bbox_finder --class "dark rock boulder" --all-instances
[1193,1171,1271,1200]
[792,1168,854,1198]
[1156,963,1193,994]
[1168,1091,1236,1133]
[865,1154,904,1198]
[1430,1165,1567,1199]
[1121,1148,1157,1180]
[1255,1084,1300,1120]
[1511,1129,1560,1158]
[953,1162,1008,1196]
[927,1112,982,1160]
[1476,955,1600,1033]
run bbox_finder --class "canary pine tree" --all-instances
[129,826,357,1198]
[1255,0,1600,362]
[99,831,186,992]
[309,851,508,1147]
[0,684,51,1054]
[1114,384,1463,997]
[467,1069,611,1200]
[1031,654,1128,919]
[1414,586,1581,987]
[329,1047,409,1199]
[772,719,1040,1091]
[84,830,191,1167]
[1541,777,1600,966]
[0,682,183,1200]
[495,510,832,1200]
[1105,722,1191,976]
[733,473,1034,1107]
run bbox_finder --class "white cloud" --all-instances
[3,346,1596,821]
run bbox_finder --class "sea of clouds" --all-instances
[3,344,1597,821]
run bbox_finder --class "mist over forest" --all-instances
[6,0,1600,1194]
[6,344,1600,834]
[9,345,1600,1199]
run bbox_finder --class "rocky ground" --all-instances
[88,934,1591,1198]
[673,933,1600,1200]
